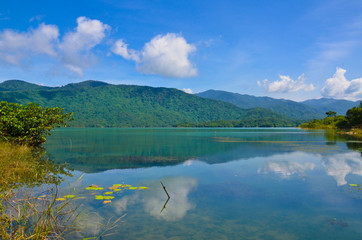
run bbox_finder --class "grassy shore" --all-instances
[0,142,77,239]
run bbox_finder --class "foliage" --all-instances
[0,81,299,127]
[197,90,359,120]
[346,105,362,128]
[300,102,362,130]
[0,101,73,146]
[326,111,337,117]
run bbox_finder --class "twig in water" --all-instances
[160,181,170,199]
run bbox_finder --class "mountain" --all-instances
[0,80,51,91]
[197,90,359,120]
[302,98,359,115]
[0,80,298,127]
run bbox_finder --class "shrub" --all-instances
[0,101,73,146]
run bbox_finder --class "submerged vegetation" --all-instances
[0,142,76,239]
[0,101,76,239]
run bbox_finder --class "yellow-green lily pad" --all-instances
[349,184,359,187]
[104,191,113,195]
[85,186,104,190]
[56,198,66,201]
[138,186,149,189]
[114,189,122,192]
[63,195,76,199]
[128,187,138,190]
[95,195,115,200]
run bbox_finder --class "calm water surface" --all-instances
[45,128,362,240]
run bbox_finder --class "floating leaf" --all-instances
[114,189,122,192]
[128,187,138,190]
[56,198,66,201]
[63,195,76,199]
[83,237,97,240]
[113,184,123,187]
[138,186,149,190]
[95,195,115,200]
[85,186,104,190]
[349,184,359,187]
[123,184,132,188]
[104,192,113,195]
[103,200,112,204]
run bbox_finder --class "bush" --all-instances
[0,101,73,146]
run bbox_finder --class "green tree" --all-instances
[0,101,73,146]
[346,106,362,128]
[326,111,337,117]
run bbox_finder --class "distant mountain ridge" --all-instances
[196,90,359,120]
[0,80,299,127]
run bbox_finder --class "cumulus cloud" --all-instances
[0,23,59,65]
[182,88,193,94]
[59,16,110,76]
[112,33,197,78]
[321,67,362,100]
[257,74,315,93]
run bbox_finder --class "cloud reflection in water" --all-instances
[113,176,198,221]
[258,151,362,186]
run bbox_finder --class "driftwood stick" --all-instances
[160,181,170,199]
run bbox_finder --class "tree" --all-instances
[346,106,362,128]
[325,111,337,117]
[0,101,73,146]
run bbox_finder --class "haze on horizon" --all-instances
[0,0,362,101]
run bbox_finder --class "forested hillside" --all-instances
[197,90,359,119]
[0,80,299,127]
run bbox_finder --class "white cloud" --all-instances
[258,74,315,93]
[182,88,193,94]
[59,16,110,76]
[111,39,139,62]
[0,23,59,66]
[321,67,362,100]
[112,33,197,78]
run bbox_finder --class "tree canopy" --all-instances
[0,101,73,146]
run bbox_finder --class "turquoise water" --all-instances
[45,128,362,239]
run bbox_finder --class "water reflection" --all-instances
[258,151,362,186]
[257,152,316,179]
[113,177,198,221]
[322,152,362,186]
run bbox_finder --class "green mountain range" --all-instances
[197,90,359,120]
[0,80,299,127]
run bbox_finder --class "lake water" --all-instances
[45,128,362,240]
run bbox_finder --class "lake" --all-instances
[44,128,362,240]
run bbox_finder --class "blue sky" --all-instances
[0,0,362,101]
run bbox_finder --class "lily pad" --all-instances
[128,187,138,190]
[114,189,122,192]
[138,186,149,190]
[85,186,104,190]
[56,198,66,201]
[103,200,112,204]
[95,195,115,200]
[63,195,76,199]
[104,191,113,195]
[113,184,123,187]
[349,184,359,187]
